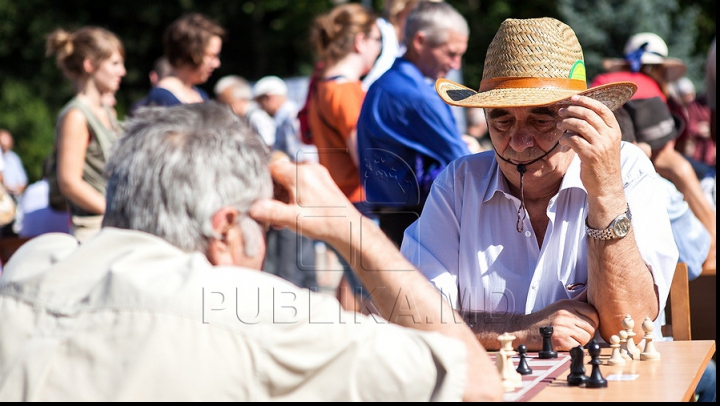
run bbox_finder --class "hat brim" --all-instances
[602,58,687,82]
[436,78,637,112]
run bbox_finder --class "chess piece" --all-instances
[538,326,558,359]
[618,330,632,361]
[516,344,533,375]
[497,332,523,391]
[607,334,626,366]
[622,314,641,359]
[585,339,608,388]
[640,316,661,360]
[567,345,588,386]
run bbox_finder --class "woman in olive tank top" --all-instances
[45,26,126,242]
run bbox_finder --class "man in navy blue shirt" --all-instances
[357,1,473,247]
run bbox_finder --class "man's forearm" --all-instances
[586,229,657,341]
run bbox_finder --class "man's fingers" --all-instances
[249,198,294,229]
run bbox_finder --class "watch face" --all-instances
[613,216,631,237]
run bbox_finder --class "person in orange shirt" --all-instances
[307,3,382,312]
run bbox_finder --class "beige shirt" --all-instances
[0,228,468,401]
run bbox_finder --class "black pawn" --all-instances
[538,326,558,359]
[567,345,588,386]
[585,339,608,388]
[516,345,533,375]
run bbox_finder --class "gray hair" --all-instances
[404,1,468,48]
[213,75,252,100]
[103,102,272,255]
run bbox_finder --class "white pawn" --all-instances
[607,334,626,365]
[640,317,661,361]
[496,332,523,391]
[618,330,632,361]
[622,314,641,359]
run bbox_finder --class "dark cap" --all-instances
[615,96,683,150]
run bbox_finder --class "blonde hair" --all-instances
[383,0,422,26]
[45,26,124,81]
[310,3,377,67]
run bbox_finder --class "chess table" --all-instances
[523,340,716,402]
[490,352,572,402]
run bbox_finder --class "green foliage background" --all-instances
[0,0,714,183]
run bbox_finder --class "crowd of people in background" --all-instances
[0,0,716,402]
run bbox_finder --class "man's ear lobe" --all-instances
[211,206,239,241]
[206,206,239,266]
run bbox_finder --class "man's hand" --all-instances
[557,95,624,199]
[464,300,599,352]
[249,159,362,247]
[522,299,600,351]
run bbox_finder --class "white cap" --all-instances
[252,76,287,98]
[601,32,687,82]
[675,76,695,96]
[214,75,252,100]
[624,32,671,64]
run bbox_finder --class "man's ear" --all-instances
[411,31,426,52]
[206,206,238,266]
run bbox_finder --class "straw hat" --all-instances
[436,17,637,111]
[602,32,686,83]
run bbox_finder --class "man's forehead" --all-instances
[487,106,560,119]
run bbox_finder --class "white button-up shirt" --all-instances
[401,142,678,336]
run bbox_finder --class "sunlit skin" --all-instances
[487,105,574,201]
[92,50,126,95]
[411,29,467,80]
[192,35,222,85]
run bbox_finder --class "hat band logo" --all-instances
[568,60,586,81]
[479,76,587,92]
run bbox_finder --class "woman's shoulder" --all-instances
[145,86,182,107]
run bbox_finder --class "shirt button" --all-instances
[531,284,538,290]
[525,231,531,237]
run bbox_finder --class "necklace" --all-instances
[494,142,560,232]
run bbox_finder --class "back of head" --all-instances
[214,75,252,101]
[404,1,468,48]
[103,102,272,254]
[252,76,288,98]
[45,26,125,81]
[163,13,226,69]
[674,76,696,97]
[153,56,173,80]
[310,3,377,66]
[619,96,682,150]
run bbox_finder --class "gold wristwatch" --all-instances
[585,204,632,240]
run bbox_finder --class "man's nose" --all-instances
[508,131,534,152]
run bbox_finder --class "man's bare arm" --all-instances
[250,160,503,402]
[460,298,599,351]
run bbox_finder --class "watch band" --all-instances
[585,204,632,240]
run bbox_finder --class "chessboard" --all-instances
[489,352,571,402]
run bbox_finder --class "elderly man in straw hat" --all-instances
[402,17,678,351]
